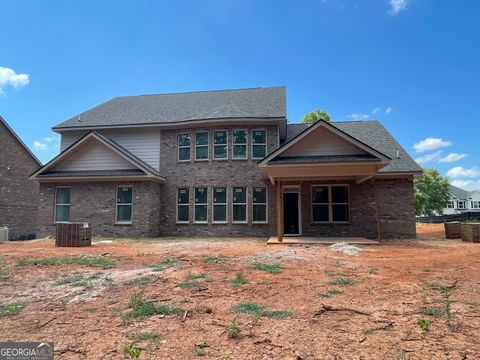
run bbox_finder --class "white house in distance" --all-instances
[443,185,480,215]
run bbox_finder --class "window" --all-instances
[116,186,133,223]
[213,187,227,222]
[252,130,267,159]
[447,201,454,209]
[232,187,247,222]
[471,201,480,209]
[457,200,467,209]
[195,132,209,160]
[194,187,208,222]
[253,187,267,223]
[232,130,247,159]
[178,133,191,161]
[55,187,70,222]
[312,185,349,223]
[213,131,228,160]
[177,188,190,223]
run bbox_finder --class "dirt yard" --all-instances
[1,224,479,359]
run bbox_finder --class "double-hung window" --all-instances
[232,187,247,222]
[177,188,190,223]
[213,187,227,223]
[253,187,267,223]
[178,133,191,161]
[55,187,71,222]
[446,201,454,209]
[195,132,209,160]
[457,200,466,209]
[232,130,247,159]
[252,130,267,159]
[312,185,349,223]
[194,187,208,222]
[213,131,228,160]
[116,186,133,224]
[471,201,480,209]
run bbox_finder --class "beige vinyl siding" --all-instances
[60,128,161,170]
[52,140,137,171]
[282,126,365,157]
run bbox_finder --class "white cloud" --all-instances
[439,153,468,163]
[43,135,58,142]
[413,137,452,153]
[347,113,370,121]
[33,141,48,151]
[451,180,475,189]
[371,107,380,115]
[0,66,30,95]
[446,166,480,179]
[389,0,408,15]
[415,151,442,165]
[385,107,392,114]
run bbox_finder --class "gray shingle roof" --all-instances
[269,154,380,164]
[285,120,422,174]
[449,185,471,199]
[53,87,286,130]
[37,169,146,178]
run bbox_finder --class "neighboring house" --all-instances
[0,116,41,240]
[443,185,480,214]
[31,87,422,240]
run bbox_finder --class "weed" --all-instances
[323,269,336,277]
[0,302,26,317]
[318,288,343,298]
[367,267,379,275]
[328,277,357,286]
[55,271,111,288]
[0,259,11,281]
[17,256,116,269]
[177,273,212,288]
[418,308,443,318]
[220,356,232,360]
[193,342,208,356]
[85,307,98,313]
[250,262,281,274]
[127,331,161,343]
[231,272,248,287]
[232,302,292,318]
[225,319,241,339]
[124,276,152,287]
[147,256,177,272]
[111,307,122,315]
[203,255,227,264]
[103,276,114,286]
[429,281,458,330]
[418,318,431,335]
[363,328,374,335]
[136,251,155,257]
[422,268,433,273]
[123,343,143,359]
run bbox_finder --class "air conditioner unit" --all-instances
[0,227,9,241]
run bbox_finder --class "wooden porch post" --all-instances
[276,178,283,242]
[373,177,381,242]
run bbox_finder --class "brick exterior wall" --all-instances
[0,120,40,240]
[37,181,161,238]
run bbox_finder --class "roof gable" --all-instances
[0,116,41,166]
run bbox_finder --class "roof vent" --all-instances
[396,150,400,159]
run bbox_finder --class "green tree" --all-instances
[414,168,450,216]
[301,109,331,123]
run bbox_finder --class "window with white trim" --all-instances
[213,131,228,160]
[116,186,133,223]
[194,187,208,222]
[177,188,190,223]
[446,201,454,209]
[457,200,467,209]
[213,187,227,222]
[312,185,349,223]
[471,201,480,209]
[178,133,191,161]
[253,187,267,223]
[55,187,70,222]
[232,187,247,222]
[232,130,247,159]
[195,132,209,160]
[252,130,267,159]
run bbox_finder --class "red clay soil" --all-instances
[0,225,479,359]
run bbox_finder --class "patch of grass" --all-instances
[250,262,281,274]
[328,276,358,286]
[363,328,374,335]
[177,273,212,288]
[220,356,232,360]
[127,331,161,343]
[55,271,111,288]
[323,269,336,277]
[123,343,143,359]
[85,307,98,313]
[203,255,227,264]
[418,308,443,318]
[225,319,241,339]
[0,259,11,281]
[136,251,155,257]
[16,256,116,269]
[418,318,431,335]
[0,302,26,318]
[230,272,248,287]
[124,276,152,287]
[422,268,433,273]
[318,288,343,298]
[193,342,208,357]
[232,302,292,319]
[367,267,379,275]
[147,256,177,272]
[123,290,183,325]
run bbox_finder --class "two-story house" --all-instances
[443,185,480,215]
[31,87,422,241]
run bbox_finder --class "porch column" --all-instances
[276,178,283,242]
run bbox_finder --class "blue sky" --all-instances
[1,0,479,189]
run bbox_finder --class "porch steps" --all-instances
[267,237,379,245]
